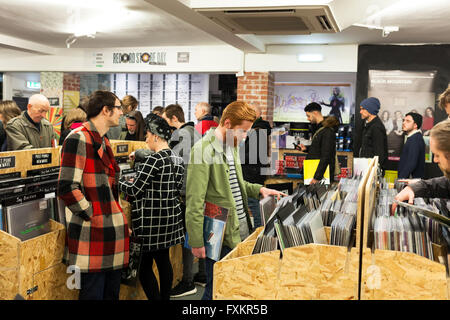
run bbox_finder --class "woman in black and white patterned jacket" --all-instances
[119,114,184,300]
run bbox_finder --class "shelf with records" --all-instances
[360,157,450,300]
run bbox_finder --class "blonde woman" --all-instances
[0,100,22,151]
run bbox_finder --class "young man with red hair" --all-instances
[185,100,285,300]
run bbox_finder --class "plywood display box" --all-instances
[0,220,77,300]
[213,227,359,300]
[359,158,450,300]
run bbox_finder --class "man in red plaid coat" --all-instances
[58,91,129,300]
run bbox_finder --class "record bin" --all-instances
[360,157,449,300]
[0,219,77,300]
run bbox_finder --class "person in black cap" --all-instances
[119,113,185,300]
[300,102,340,183]
[398,112,425,179]
[358,97,388,172]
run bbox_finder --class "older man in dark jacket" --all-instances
[300,102,339,183]
[358,97,388,172]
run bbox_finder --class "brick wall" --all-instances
[63,73,81,91]
[237,72,275,125]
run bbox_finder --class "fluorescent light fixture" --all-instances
[297,54,324,62]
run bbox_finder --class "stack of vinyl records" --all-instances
[253,183,329,255]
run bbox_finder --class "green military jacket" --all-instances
[185,128,262,250]
[6,111,56,151]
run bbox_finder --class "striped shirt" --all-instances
[226,146,249,240]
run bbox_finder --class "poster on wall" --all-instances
[45,107,64,140]
[63,91,80,115]
[368,70,436,161]
[273,83,353,124]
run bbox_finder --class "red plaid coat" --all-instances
[58,121,129,273]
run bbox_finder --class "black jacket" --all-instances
[305,116,339,181]
[241,117,272,185]
[410,176,450,199]
[359,116,388,170]
[398,131,425,179]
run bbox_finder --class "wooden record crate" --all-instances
[214,158,377,300]
[360,158,450,300]
[213,227,360,300]
[213,227,281,300]
[0,219,78,300]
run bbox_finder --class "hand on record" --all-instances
[310,179,319,184]
[260,187,287,201]
[192,246,206,259]
[299,144,307,152]
[128,151,136,161]
[392,186,415,215]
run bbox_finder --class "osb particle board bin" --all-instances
[0,220,77,300]
[360,159,450,300]
[213,227,281,300]
[213,227,359,300]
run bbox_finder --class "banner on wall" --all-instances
[368,70,437,161]
[273,83,353,124]
[63,91,80,115]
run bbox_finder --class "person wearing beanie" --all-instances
[359,97,388,171]
[398,112,425,179]
[119,113,185,300]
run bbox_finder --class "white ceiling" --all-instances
[0,0,449,53]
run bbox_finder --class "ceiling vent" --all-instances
[195,6,339,35]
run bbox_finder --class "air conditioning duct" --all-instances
[194,6,340,35]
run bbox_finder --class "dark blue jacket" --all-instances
[398,131,425,179]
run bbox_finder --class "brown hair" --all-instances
[219,101,256,127]
[86,91,120,120]
[152,106,164,116]
[438,86,450,111]
[0,100,22,127]
[126,110,146,141]
[163,104,185,123]
[122,95,138,114]
[64,107,87,129]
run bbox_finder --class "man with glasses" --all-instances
[6,94,56,150]
[58,90,130,300]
